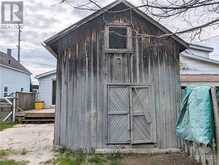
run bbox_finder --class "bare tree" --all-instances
[140,0,219,39]
[61,0,219,40]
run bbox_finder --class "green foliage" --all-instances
[53,149,122,165]
[107,153,122,165]
[0,160,28,165]
[0,149,16,158]
[53,150,86,165]
[0,148,29,159]
[0,122,16,131]
[87,154,107,165]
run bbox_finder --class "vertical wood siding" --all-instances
[54,8,183,151]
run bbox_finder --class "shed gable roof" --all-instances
[45,0,188,53]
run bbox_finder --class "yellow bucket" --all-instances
[34,101,44,110]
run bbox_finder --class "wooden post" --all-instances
[211,87,219,164]
[12,97,16,122]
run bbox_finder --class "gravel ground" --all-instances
[0,124,201,165]
[0,124,54,165]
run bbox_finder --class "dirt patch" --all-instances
[120,153,201,165]
[0,124,54,165]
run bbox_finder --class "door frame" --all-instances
[106,83,156,145]
[107,84,130,144]
[51,79,56,106]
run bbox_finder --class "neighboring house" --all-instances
[180,44,219,86]
[0,49,31,97]
[44,0,188,151]
[35,70,56,108]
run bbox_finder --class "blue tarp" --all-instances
[176,86,214,145]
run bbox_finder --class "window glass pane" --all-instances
[3,87,8,97]
[109,27,127,49]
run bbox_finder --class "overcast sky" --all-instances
[0,0,219,77]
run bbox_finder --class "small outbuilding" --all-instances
[36,70,56,108]
[44,0,188,151]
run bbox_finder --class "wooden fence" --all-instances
[16,92,36,110]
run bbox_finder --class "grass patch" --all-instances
[0,149,16,158]
[0,148,28,159]
[0,160,28,165]
[52,149,121,165]
[107,153,122,165]
[0,122,16,131]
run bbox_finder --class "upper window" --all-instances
[109,27,127,49]
[106,26,132,50]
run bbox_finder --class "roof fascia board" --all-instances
[36,70,56,79]
[42,43,58,57]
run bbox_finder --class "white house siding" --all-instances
[38,74,56,108]
[180,56,219,75]
[0,66,30,97]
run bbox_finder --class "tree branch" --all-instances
[88,0,101,9]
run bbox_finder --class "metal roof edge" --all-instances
[189,44,214,52]
[35,69,56,79]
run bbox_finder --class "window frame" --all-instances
[105,25,133,53]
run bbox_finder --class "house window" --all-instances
[21,88,23,92]
[106,26,132,50]
[3,86,8,97]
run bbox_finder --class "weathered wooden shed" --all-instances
[44,0,188,151]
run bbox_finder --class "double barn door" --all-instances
[107,85,156,144]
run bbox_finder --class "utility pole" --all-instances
[17,24,21,63]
